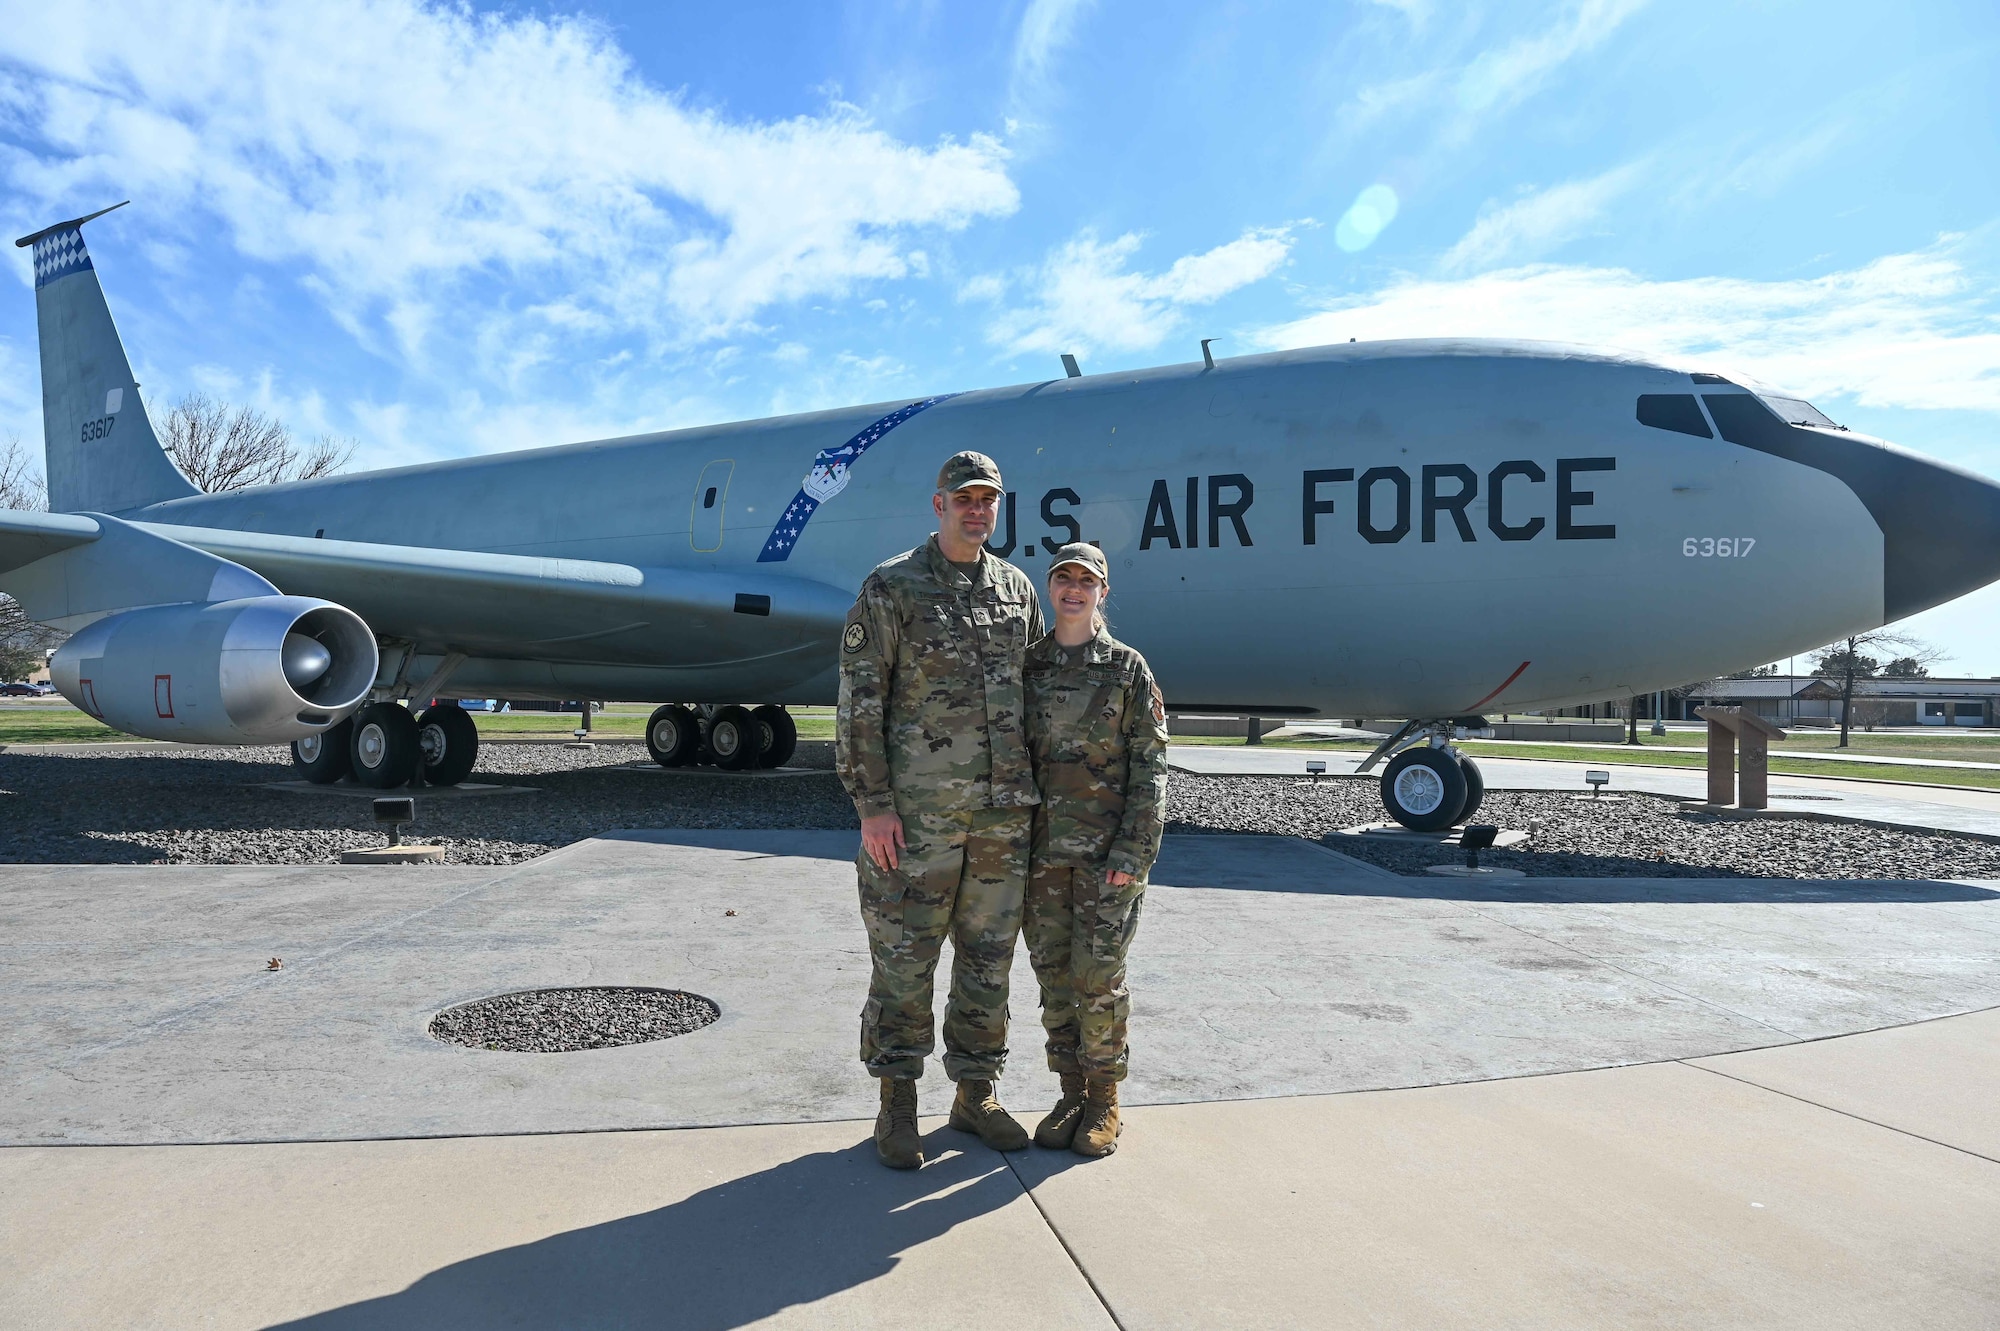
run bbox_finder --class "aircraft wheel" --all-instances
[350,702,421,789]
[751,704,797,768]
[707,704,759,771]
[417,703,480,787]
[292,718,354,784]
[1380,747,1468,832]
[1457,755,1485,824]
[646,704,701,767]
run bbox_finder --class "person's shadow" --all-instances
[268,1126,1066,1330]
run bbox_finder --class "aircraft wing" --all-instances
[0,509,101,574]
[135,522,852,666]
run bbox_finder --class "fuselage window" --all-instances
[1636,393,1712,438]
[704,487,718,508]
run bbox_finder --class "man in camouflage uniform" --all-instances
[837,449,1045,1169]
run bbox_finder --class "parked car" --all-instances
[1,681,45,696]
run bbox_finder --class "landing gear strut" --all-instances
[1359,717,1492,831]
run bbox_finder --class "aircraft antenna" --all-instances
[1201,338,1216,370]
[1060,353,1082,379]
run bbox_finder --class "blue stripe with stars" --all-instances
[756,393,961,563]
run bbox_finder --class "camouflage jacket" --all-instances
[1025,629,1170,878]
[836,534,1045,819]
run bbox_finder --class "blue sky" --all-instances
[2,0,1998,667]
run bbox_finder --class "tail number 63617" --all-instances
[1684,537,1754,557]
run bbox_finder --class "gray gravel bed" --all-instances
[429,986,721,1052]
[5,747,1998,879]
[1164,775,2000,880]
[0,742,854,866]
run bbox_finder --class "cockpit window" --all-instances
[1636,393,1713,438]
[1758,394,1841,429]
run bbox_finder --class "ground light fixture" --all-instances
[1585,770,1611,798]
[1459,824,1500,869]
[1306,759,1327,783]
[372,796,416,846]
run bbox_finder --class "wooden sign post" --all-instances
[1694,706,1788,809]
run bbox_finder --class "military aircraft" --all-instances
[6,205,1999,829]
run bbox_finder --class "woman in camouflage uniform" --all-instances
[1023,541,1170,1157]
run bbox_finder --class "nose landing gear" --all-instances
[1361,717,1492,831]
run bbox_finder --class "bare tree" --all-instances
[160,391,354,492]
[0,436,59,680]
[1811,630,1947,747]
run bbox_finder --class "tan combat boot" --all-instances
[1072,1079,1122,1157]
[949,1078,1030,1151]
[1035,1073,1087,1149]
[874,1077,923,1170]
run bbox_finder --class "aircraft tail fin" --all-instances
[17,203,198,515]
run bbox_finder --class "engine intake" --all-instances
[51,596,377,744]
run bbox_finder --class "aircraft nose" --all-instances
[1703,393,2000,621]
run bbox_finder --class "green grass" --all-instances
[0,701,844,746]
[1524,727,2000,763]
[1173,733,1375,750]
[1457,740,2000,791]
[0,705,126,744]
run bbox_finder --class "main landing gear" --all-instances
[1360,717,1491,831]
[289,700,482,789]
[646,703,798,771]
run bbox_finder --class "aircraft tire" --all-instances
[646,704,702,767]
[417,704,480,787]
[292,719,354,784]
[1457,755,1485,824]
[350,702,421,789]
[1380,747,1468,832]
[707,704,760,771]
[751,704,797,768]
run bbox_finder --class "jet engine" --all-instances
[50,596,378,744]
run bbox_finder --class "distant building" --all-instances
[1684,676,2000,728]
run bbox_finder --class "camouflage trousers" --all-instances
[1022,862,1145,1081]
[857,806,1031,1081]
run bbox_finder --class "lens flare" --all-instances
[1335,184,1399,253]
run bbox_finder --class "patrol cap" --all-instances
[1047,541,1108,580]
[937,450,1004,493]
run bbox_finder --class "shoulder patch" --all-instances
[1150,681,1167,727]
[843,622,869,654]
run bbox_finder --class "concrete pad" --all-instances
[614,762,826,779]
[7,834,2000,1145]
[255,780,539,799]
[338,844,448,864]
[1693,1006,2000,1161]
[0,1119,1113,1331]
[1017,1056,2000,1330]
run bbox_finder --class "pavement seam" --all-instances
[1680,1060,2000,1167]
[1451,902,1809,1042]
[39,857,550,1069]
[1002,1151,1130,1331]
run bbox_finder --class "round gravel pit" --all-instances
[429,986,720,1053]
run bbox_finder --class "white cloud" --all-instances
[1341,0,1647,142]
[1256,239,2000,414]
[1455,0,1648,117]
[1010,0,1096,114]
[957,273,1008,303]
[989,227,1294,357]
[0,0,1018,353]
[1441,160,1645,273]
